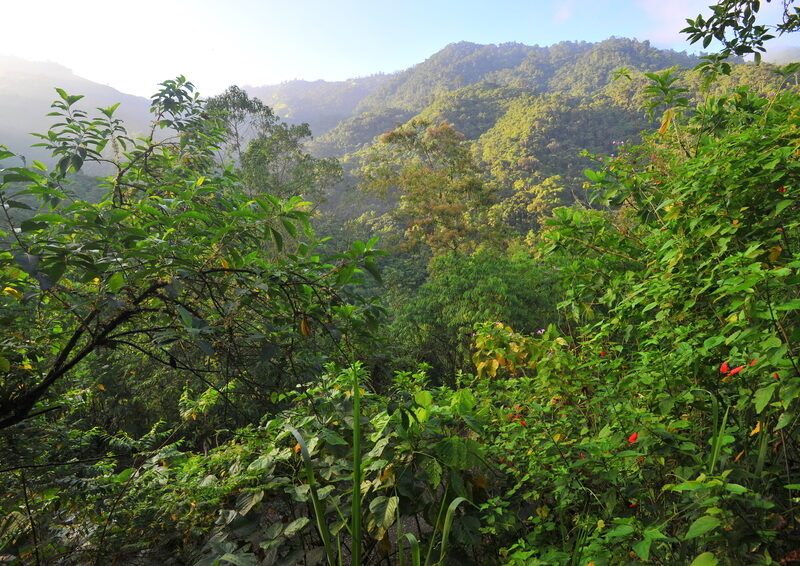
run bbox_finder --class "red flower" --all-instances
[727,365,744,377]
[749,358,758,366]
[519,419,527,427]
[628,502,638,508]
[774,372,780,380]
[627,432,639,443]
[600,351,606,357]
[720,361,730,374]
[778,186,787,193]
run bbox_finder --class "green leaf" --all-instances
[368,495,398,536]
[218,552,257,566]
[108,272,124,293]
[754,384,777,414]
[702,335,725,350]
[775,199,793,216]
[775,298,800,311]
[19,218,48,232]
[607,524,635,538]
[283,516,309,537]
[363,257,382,284]
[684,515,721,540]
[775,412,794,431]
[422,457,442,487]
[632,538,652,560]
[270,227,283,251]
[414,390,433,408]
[690,552,719,566]
[320,428,348,446]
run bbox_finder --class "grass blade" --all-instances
[286,425,337,566]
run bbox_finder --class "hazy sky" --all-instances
[1,0,797,97]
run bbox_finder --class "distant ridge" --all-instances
[0,56,150,163]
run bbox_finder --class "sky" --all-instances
[1,0,798,98]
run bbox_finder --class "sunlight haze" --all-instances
[1,0,798,96]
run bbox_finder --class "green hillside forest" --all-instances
[2,3,800,564]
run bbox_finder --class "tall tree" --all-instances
[358,119,494,254]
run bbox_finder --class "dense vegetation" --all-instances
[2,4,800,564]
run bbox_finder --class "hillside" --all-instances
[244,74,392,137]
[0,56,151,163]
[306,38,703,157]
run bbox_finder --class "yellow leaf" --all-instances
[734,449,746,463]
[220,257,229,269]
[749,422,761,436]
[97,384,106,391]
[658,108,674,134]
[300,315,311,337]
[768,245,783,263]
[380,466,394,483]
[21,363,32,370]
[2,286,22,299]
[732,219,740,228]
[536,506,550,518]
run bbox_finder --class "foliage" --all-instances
[477,81,800,565]
[4,26,800,566]
[683,0,800,64]
[358,120,493,255]
[384,247,559,379]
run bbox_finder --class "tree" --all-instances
[240,122,342,201]
[205,84,277,163]
[0,78,382,432]
[208,85,342,200]
[358,119,494,255]
[683,0,800,71]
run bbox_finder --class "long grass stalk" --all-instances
[287,426,337,566]
[350,365,363,566]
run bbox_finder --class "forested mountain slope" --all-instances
[0,56,150,163]
[244,74,391,137]
[307,38,704,157]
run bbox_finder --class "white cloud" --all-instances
[554,3,574,23]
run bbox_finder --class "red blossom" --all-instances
[774,372,780,380]
[627,432,639,443]
[628,503,638,508]
[720,361,730,374]
[749,358,758,366]
[600,351,606,357]
[519,419,527,427]
[778,186,787,192]
[727,365,744,377]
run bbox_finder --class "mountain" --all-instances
[244,75,392,138]
[304,38,703,157]
[0,56,151,163]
